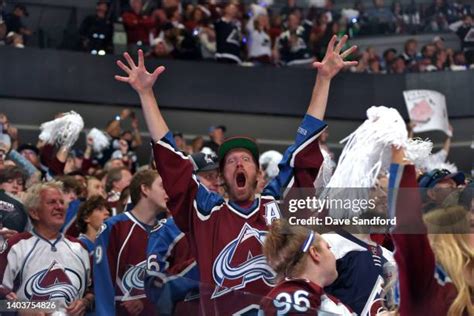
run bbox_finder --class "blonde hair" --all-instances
[424,206,474,316]
[263,219,323,281]
[23,181,64,212]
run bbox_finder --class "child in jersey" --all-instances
[261,219,355,315]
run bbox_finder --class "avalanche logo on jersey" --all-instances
[212,223,276,298]
[24,261,81,304]
[120,260,147,299]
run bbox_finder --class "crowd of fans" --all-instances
[0,39,472,314]
[350,29,474,73]
[1,0,473,69]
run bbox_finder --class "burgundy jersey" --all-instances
[388,164,461,315]
[261,279,355,315]
[94,211,157,316]
[152,114,327,314]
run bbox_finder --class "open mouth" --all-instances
[236,172,246,188]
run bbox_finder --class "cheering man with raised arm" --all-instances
[115,35,357,314]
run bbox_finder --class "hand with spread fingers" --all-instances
[313,35,358,79]
[115,50,166,94]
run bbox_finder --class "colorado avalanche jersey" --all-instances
[0,231,90,312]
[388,163,459,315]
[61,199,82,237]
[94,211,156,316]
[322,231,395,315]
[152,114,327,314]
[261,278,355,315]
[78,234,95,255]
[276,25,313,66]
[214,18,242,63]
[145,217,199,314]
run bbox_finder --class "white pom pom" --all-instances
[314,148,335,191]
[327,106,406,190]
[422,160,458,173]
[405,138,433,165]
[259,150,283,179]
[39,112,84,148]
[201,147,216,156]
[87,128,110,153]
[323,106,412,218]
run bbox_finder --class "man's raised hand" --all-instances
[115,50,166,94]
[313,35,358,80]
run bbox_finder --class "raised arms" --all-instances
[115,50,168,142]
[307,35,357,120]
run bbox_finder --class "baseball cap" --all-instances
[418,169,465,188]
[191,152,219,173]
[432,36,444,43]
[218,136,259,169]
[17,143,39,156]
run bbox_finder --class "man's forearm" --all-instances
[442,136,451,156]
[132,128,142,147]
[106,119,120,136]
[306,75,331,120]
[138,90,169,141]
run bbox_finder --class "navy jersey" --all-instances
[214,18,242,63]
[145,217,199,315]
[276,25,313,66]
[323,231,395,315]
[152,114,327,314]
[94,212,157,316]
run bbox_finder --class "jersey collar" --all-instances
[32,229,63,252]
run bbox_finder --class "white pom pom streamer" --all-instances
[314,148,335,192]
[415,148,457,173]
[405,138,433,166]
[201,146,216,156]
[39,112,84,148]
[327,106,407,189]
[420,152,458,173]
[87,128,110,153]
[323,106,432,218]
[259,150,283,179]
[424,161,458,173]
